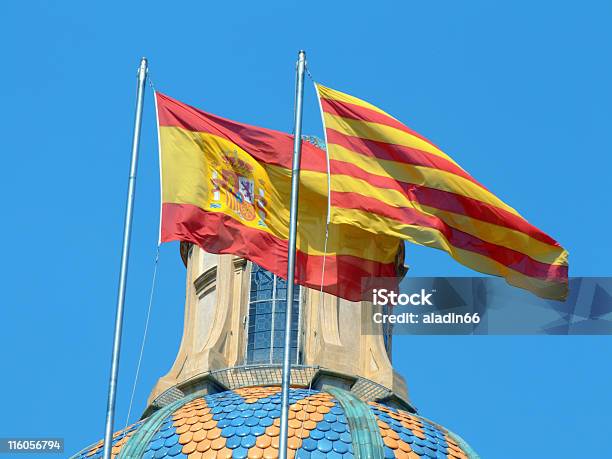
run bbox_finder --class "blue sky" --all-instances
[1,1,611,457]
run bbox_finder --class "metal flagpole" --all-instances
[102,57,148,459]
[279,49,306,459]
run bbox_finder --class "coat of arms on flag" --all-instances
[209,151,268,227]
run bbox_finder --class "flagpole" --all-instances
[279,49,306,459]
[102,57,148,459]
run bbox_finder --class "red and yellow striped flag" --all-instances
[316,84,569,300]
[156,92,402,301]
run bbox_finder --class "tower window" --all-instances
[246,263,302,365]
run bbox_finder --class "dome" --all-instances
[72,386,476,459]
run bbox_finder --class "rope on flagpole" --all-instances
[147,75,156,92]
[123,244,161,431]
[312,77,332,301]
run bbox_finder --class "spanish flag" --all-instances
[156,92,402,301]
[316,84,569,300]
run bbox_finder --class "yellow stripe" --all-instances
[453,247,567,300]
[267,165,400,262]
[418,204,568,266]
[160,125,398,263]
[316,84,394,118]
[160,126,211,206]
[331,207,567,300]
[317,84,453,168]
[328,172,566,266]
[329,142,519,217]
[323,111,464,169]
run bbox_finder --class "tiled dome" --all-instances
[72,387,475,459]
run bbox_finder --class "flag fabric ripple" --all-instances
[156,92,402,301]
[316,84,568,300]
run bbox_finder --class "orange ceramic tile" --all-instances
[255,435,271,449]
[304,404,316,413]
[210,437,225,450]
[383,435,399,450]
[288,418,302,429]
[271,436,280,449]
[190,421,205,432]
[302,420,317,430]
[185,416,200,426]
[287,436,301,450]
[174,418,187,427]
[397,439,412,453]
[378,420,391,430]
[207,427,222,441]
[196,439,211,452]
[182,441,197,455]
[200,450,216,459]
[266,425,280,437]
[387,428,400,441]
[216,447,234,459]
[200,419,215,430]
[248,446,264,458]
[192,429,207,443]
[178,431,193,444]
[263,446,277,459]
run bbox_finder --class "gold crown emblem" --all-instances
[222,150,253,176]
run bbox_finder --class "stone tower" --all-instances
[73,244,478,459]
[146,243,409,414]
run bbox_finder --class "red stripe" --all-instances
[325,128,487,190]
[332,192,567,282]
[156,92,326,170]
[323,158,561,248]
[161,202,397,301]
[320,97,439,148]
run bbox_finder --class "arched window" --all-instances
[246,263,302,365]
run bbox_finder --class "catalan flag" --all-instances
[316,84,569,300]
[156,92,402,301]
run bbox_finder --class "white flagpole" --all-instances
[279,50,306,459]
[102,57,148,459]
